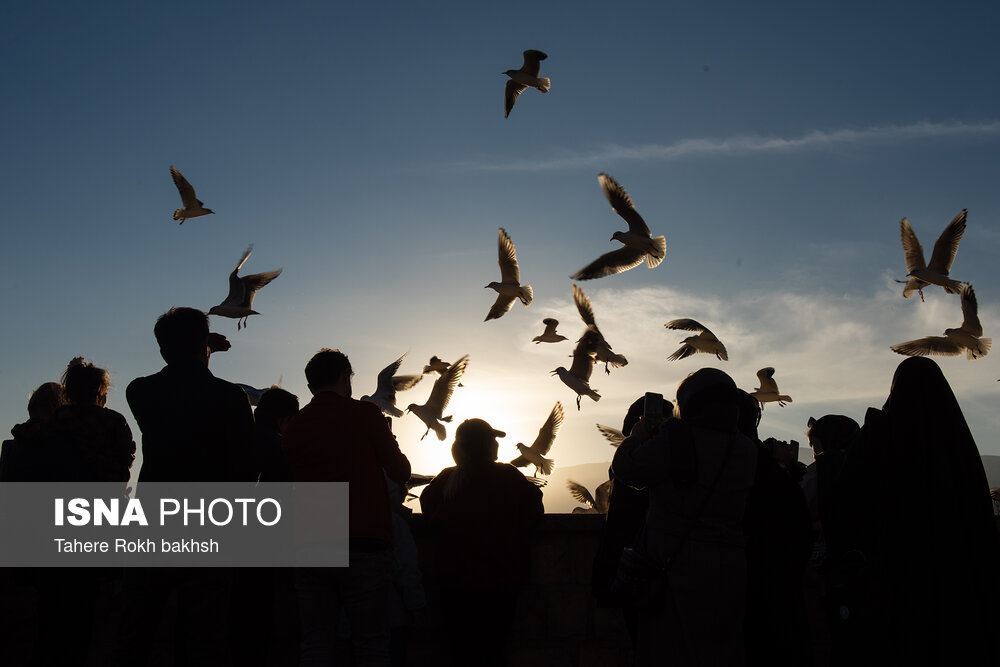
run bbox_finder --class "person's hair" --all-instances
[805,414,859,453]
[676,368,739,432]
[254,387,299,427]
[27,382,67,419]
[154,307,209,364]
[304,349,352,388]
[62,357,110,406]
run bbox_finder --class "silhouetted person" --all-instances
[420,418,544,667]
[740,390,812,667]
[612,368,758,666]
[118,307,255,667]
[228,386,300,666]
[12,358,135,665]
[282,348,410,666]
[801,414,859,667]
[0,382,66,481]
[836,357,1000,665]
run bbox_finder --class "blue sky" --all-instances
[3,1,999,507]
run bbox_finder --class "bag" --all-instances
[610,546,667,611]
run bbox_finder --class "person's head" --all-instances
[736,389,762,441]
[254,387,300,433]
[451,418,506,467]
[62,357,110,407]
[27,382,67,420]
[304,349,353,397]
[154,307,210,365]
[675,368,739,432]
[806,414,860,457]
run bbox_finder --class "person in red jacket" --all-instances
[282,348,411,667]
[420,418,544,667]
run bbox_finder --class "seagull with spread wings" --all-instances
[485,228,533,321]
[532,318,567,344]
[553,331,602,411]
[360,353,424,418]
[406,355,469,441]
[504,49,550,117]
[571,173,666,280]
[170,166,214,224]
[574,283,628,373]
[510,402,563,477]
[896,209,967,301]
[891,284,991,360]
[665,319,728,361]
[567,479,612,514]
[208,245,282,330]
[750,367,792,407]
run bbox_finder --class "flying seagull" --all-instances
[407,355,469,441]
[750,367,792,407]
[170,166,214,224]
[532,318,567,344]
[485,228,533,321]
[422,356,450,375]
[567,479,612,514]
[504,49,550,117]
[510,402,563,477]
[571,173,666,280]
[360,353,424,418]
[596,423,624,447]
[896,209,967,301]
[553,330,601,410]
[208,245,282,330]
[891,283,991,360]
[574,283,628,373]
[665,319,729,361]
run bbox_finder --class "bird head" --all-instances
[485,282,499,289]
[515,443,527,453]
[405,404,416,414]
[611,231,626,243]
[207,306,222,316]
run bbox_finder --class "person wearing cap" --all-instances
[612,368,758,666]
[420,417,544,667]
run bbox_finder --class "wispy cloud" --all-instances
[459,120,1000,171]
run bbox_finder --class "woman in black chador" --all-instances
[836,357,1000,665]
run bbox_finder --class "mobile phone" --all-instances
[643,392,665,425]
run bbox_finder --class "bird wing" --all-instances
[375,354,406,397]
[497,228,520,283]
[529,402,564,455]
[542,318,560,336]
[426,355,468,414]
[219,245,255,306]
[566,480,596,509]
[959,283,983,336]
[423,356,447,374]
[241,269,282,309]
[392,374,423,392]
[756,367,779,393]
[504,80,527,118]
[485,293,518,321]
[667,343,696,361]
[927,209,967,272]
[899,218,927,273]
[570,331,598,382]
[599,173,651,236]
[664,318,709,333]
[891,337,962,357]
[170,166,200,207]
[521,49,547,76]
[596,423,624,446]
[570,246,647,280]
[573,284,596,327]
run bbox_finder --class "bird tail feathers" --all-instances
[968,338,992,360]
[538,456,555,476]
[536,77,551,93]
[520,284,533,306]
[173,209,185,222]
[943,280,968,295]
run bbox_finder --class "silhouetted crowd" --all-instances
[2,306,999,666]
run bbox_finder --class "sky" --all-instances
[2,1,1000,510]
